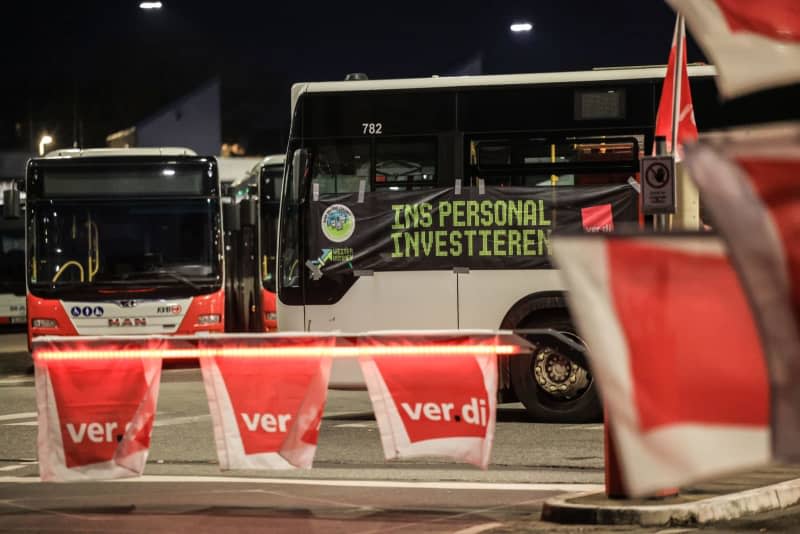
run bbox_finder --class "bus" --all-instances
[224,154,284,332]
[1,183,26,327]
[275,66,729,423]
[25,148,225,349]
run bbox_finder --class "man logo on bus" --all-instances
[321,204,356,243]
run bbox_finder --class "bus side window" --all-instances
[312,140,371,194]
[374,138,437,190]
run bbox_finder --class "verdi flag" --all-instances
[667,0,800,98]
[552,234,770,496]
[33,338,163,482]
[199,335,334,470]
[684,123,800,460]
[358,333,504,469]
[655,15,698,158]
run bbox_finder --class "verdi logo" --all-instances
[321,204,356,243]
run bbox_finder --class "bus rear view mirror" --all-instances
[3,189,21,219]
[291,148,309,202]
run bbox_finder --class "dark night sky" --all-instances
[0,1,703,154]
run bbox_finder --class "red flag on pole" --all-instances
[553,234,770,496]
[684,123,800,460]
[667,0,800,98]
[655,15,698,158]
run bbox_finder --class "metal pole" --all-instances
[671,15,685,158]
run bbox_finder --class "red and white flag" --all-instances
[667,0,800,98]
[552,235,770,496]
[684,124,800,459]
[199,336,333,470]
[655,15,698,158]
[359,334,499,469]
[34,338,163,482]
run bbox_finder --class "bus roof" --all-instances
[44,147,197,159]
[291,65,718,112]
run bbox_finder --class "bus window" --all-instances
[312,140,370,194]
[374,138,437,190]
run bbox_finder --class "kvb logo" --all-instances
[375,355,493,443]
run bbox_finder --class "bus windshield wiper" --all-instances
[121,269,201,290]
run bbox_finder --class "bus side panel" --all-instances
[457,270,565,329]
[0,293,26,324]
[304,271,458,388]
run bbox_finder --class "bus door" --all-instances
[300,137,458,334]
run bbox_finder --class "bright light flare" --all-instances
[139,1,163,9]
[510,23,533,33]
[34,344,523,361]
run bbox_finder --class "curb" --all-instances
[541,477,800,527]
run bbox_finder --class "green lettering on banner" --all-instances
[466,201,480,227]
[391,232,403,258]
[523,200,536,226]
[463,229,477,256]
[494,202,507,226]
[508,229,522,256]
[421,232,434,256]
[404,204,419,229]
[437,201,452,227]
[508,200,522,226]
[392,205,405,230]
[435,230,448,256]
[538,229,551,255]
[449,230,463,256]
[539,200,551,226]
[406,231,420,257]
[452,200,466,228]
[523,229,537,256]
[480,201,494,227]
[493,229,507,256]
[478,229,492,256]
[419,203,433,228]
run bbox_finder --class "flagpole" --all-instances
[671,15,685,157]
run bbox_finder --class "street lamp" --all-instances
[139,1,163,9]
[38,134,53,156]
[510,22,533,33]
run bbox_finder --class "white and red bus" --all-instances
[25,148,225,348]
[275,66,733,423]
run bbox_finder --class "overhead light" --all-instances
[510,22,533,33]
[38,134,53,156]
[162,168,176,176]
[140,1,163,9]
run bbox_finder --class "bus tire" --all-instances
[511,311,602,423]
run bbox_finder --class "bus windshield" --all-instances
[29,199,221,295]
[261,164,283,293]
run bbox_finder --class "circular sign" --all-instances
[645,162,670,189]
[321,204,356,243]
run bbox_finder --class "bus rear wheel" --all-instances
[511,312,602,423]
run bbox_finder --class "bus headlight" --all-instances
[31,318,58,328]
[197,314,221,324]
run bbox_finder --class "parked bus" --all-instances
[0,183,26,327]
[25,148,225,349]
[275,66,731,423]
[224,154,284,332]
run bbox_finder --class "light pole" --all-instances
[38,134,53,156]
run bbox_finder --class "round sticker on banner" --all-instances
[321,204,356,243]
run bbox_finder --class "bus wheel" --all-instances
[511,312,602,423]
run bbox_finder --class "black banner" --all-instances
[308,184,638,273]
